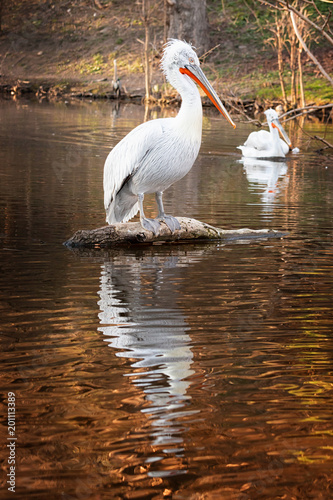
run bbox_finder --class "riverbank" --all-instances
[0,0,332,113]
[2,75,333,128]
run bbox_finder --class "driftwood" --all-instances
[64,217,286,249]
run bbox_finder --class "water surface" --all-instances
[0,99,332,499]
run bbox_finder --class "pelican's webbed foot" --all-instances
[140,217,161,236]
[159,215,181,233]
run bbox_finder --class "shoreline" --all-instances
[1,75,332,124]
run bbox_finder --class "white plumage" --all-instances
[238,108,292,159]
[103,39,235,235]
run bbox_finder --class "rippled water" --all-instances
[0,98,332,499]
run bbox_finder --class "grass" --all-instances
[215,60,332,105]
[303,77,333,103]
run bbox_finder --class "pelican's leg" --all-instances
[138,193,161,235]
[156,191,181,232]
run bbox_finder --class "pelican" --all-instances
[238,108,292,159]
[103,39,236,235]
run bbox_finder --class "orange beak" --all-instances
[180,65,236,129]
[272,120,292,149]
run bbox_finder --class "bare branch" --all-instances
[259,0,333,45]
[279,103,333,122]
[290,11,333,85]
[322,11,331,33]
[200,44,221,62]
[93,0,106,9]
[313,135,333,149]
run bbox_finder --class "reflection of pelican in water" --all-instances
[240,157,288,207]
[97,253,197,472]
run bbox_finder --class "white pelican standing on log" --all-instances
[103,39,236,235]
[238,108,292,159]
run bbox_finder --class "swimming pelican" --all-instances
[238,108,292,159]
[103,39,236,235]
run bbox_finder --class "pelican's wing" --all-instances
[103,119,165,214]
[243,130,272,151]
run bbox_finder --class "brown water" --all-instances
[0,99,332,500]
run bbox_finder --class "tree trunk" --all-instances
[64,218,285,249]
[166,0,208,53]
[290,29,297,107]
[298,48,305,108]
[163,0,168,44]
[142,0,150,101]
[276,22,287,107]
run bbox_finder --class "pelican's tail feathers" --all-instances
[105,193,139,225]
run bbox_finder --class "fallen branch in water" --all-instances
[277,105,333,152]
[313,135,333,151]
[64,217,286,249]
[226,98,262,127]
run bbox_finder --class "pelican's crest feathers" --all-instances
[160,39,198,83]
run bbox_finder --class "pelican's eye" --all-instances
[189,57,195,65]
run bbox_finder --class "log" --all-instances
[64,217,286,249]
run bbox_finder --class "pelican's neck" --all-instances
[269,122,284,156]
[174,75,203,139]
